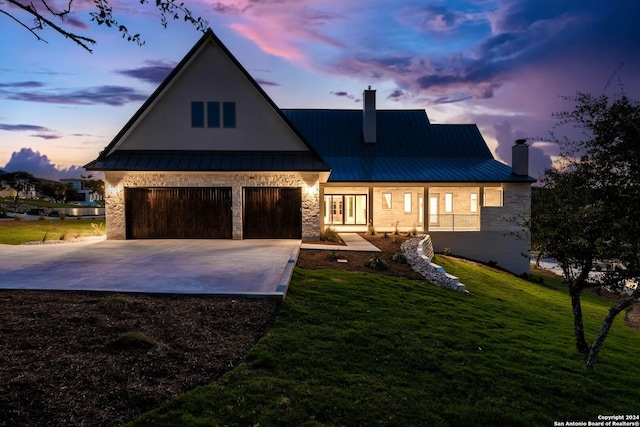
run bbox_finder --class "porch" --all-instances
[320,184,505,233]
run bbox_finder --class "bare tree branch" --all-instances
[1,0,207,51]
[5,0,96,51]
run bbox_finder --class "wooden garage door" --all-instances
[243,187,302,239]
[125,187,232,239]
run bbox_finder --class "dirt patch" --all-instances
[0,292,279,426]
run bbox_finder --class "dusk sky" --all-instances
[1,0,639,180]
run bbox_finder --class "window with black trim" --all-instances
[191,101,204,127]
[223,102,236,128]
[191,101,235,128]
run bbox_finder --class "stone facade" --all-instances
[104,171,321,240]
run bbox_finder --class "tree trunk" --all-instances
[569,285,590,354]
[586,290,640,370]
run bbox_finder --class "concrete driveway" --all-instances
[0,239,300,297]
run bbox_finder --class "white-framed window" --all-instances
[483,187,503,207]
[382,193,392,209]
[445,193,453,213]
[404,193,412,213]
[470,193,478,213]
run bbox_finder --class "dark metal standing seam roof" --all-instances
[84,151,331,172]
[282,109,534,183]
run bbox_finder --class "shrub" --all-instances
[368,224,376,235]
[393,221,399,235]
[326,251,339,261]
[383,231,389,239]
[91,222,106,236]
[367,253,389,270]
[59,213,66,220]
[442,248,452,256]
[392,251,408,264]
[321,227,339,242]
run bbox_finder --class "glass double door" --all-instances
[324,195,367,225]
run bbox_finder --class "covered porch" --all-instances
[320,183,505,233]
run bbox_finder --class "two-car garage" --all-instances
[124,187,302,240]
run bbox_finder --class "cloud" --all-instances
[0,123,61,139]
[212,0,345,61]
[2,148,84,180]
[0,81,45,88]
[255,79,280,86]
[387,89,405,101]
[493,120,552,179]
[116,60,175,84]
[2,85,148,106]
[397,4,474,33]
[330,90,360,103]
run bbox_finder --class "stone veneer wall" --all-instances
[104,171,321,240]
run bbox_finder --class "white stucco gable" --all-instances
[107,31,310,153]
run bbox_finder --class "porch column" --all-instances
[319,185,325,231]
[423,185,429,232]
[368,186,374,228]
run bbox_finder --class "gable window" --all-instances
[207,102,220,128]
[223,102,236,128]
[445,193,453,213]
[382,193,392,210]
[404,193,412,213]
[191,101,204,127]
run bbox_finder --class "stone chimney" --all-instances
[363,86,376,143]
[512,138,529,176]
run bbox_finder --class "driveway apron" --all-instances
[0,239,300,296]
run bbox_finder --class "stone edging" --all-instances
[401,235,467,293]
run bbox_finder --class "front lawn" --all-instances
[129,256,640,426]
[0,219,105,244]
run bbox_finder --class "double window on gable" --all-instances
[191,101,236,128]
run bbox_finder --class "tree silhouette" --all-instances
[1,0,208,52]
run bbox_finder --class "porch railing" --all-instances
[428,214,480,231]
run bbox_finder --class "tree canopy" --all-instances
[0,171,39,207]
[536,88,640,369]
[1,0,208,52]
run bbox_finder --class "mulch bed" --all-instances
[297,233,426,281]
[0,292,280,427]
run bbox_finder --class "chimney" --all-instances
[512,138,529,176]
[363,86,376,143]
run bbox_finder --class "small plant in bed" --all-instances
[367,253,389,270]
[392,251,408,264]
[320,227,339,242]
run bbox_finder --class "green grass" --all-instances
[0,197,83,209]
[128,257,640,426]
[0,219,105,244]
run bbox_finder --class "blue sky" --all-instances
[1,0,639,179]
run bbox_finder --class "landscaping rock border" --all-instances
[401,235,467,293]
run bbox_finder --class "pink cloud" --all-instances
[212,0,345,62]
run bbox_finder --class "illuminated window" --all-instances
[470,193,478,213]
[382,193,392,209]
[445,193,453,213]
[404,193,412,213]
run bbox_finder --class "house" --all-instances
[85,29,534,274]
[60,178,104,205]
